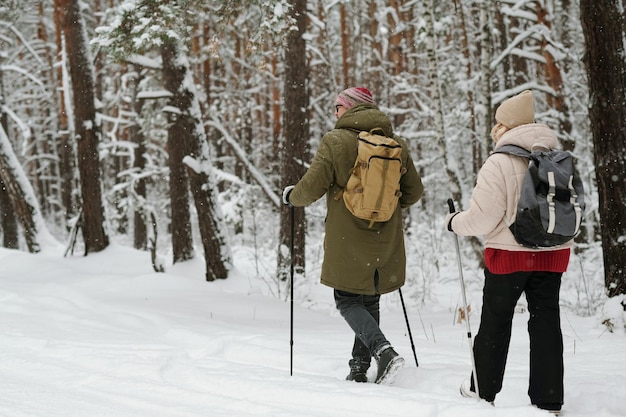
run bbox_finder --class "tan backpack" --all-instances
[340,128,405,227]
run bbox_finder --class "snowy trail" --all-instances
[1,246,625,417]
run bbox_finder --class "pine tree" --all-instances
[580,0,626,299]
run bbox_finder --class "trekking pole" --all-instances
[447,198,479,400]
[398,288,419,367]
[289,205,295,376]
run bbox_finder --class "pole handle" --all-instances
[447,198,455,214]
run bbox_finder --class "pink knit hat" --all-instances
[335,87,375,109]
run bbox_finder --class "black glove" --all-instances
[282,185,295,206]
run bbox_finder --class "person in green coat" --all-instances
[282,87,424,384]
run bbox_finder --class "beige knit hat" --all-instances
[495,90,535,129]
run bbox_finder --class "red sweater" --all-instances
[484,248,570,274]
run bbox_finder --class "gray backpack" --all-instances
[494,144,585,248]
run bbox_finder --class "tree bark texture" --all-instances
[128,68,147,251]
[56,0,109,254]
[0,126,40,253]
[339,4,351,87]
[53,0,76,226]
[580,0,626,298]
[161,41,195,264]
[0,63,18,249]
[536,2,573,148]
[279,0,308,282]
[161,40,230,280]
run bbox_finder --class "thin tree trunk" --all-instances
[493,5,509,91]
[128,67,147,251]
[536,3,573,150]
[0,125,40,253]
[187,165,230,281]
[162,41,195,264]
[454,0,479,175]
[474,0,493,267]
[388,0,403,77]
[479,0,492,156]
[161,39,230,280]
[339,3,351,86]
[366,1,382,89]
[52,0,75,228]
[0,65,18,249]
[425,0,462,203]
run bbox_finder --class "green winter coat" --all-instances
[289,104,424,295]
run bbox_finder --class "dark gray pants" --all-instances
[334,289,389,363]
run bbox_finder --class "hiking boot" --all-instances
[374,347,405,385]
[345,358,369,383]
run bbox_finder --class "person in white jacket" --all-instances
[446,90,569,416]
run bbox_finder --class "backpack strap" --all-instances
[366,127,388,137]
[492,144,531,158]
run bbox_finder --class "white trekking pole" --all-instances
[447,198,479,400]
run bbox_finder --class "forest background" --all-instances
[0,0,625,321]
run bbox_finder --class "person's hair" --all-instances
[490,122,508,142]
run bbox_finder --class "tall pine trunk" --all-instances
[0,62,18,249]
[161,40,230,280]
[162,41,195,264]
[580,0,626,299]
[55,0,109,254]
[52,0,76,228]
[278,0,308,283]
[0,125,42,253]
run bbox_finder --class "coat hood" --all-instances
[494,123,559,153]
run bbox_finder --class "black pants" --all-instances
[334,290,388,364]
[472,269,563,406]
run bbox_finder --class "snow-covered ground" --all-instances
[1,243,625,417]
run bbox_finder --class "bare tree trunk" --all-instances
[536,3,573,150]
[388,0,404,77]
[55,0,109,254]
[339,3,351,86]
[187,165,230,281]
[0,126,40,253]
[161,42,195,264]
[0,183,18,249]
[161,39,230,280]
[0,66,18,249]
[454,0,479,176]
[424,0,462,203]
[278,0,308,282]
[51,0,76,229]
[366,1,382,89]
[127,67,147,251]
[271,52,282,169]
[474,0,494,267]
[479,0,492,158]
[580,0,626,299]
[492,5,509,91]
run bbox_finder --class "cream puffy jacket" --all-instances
[450,123,572,252]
